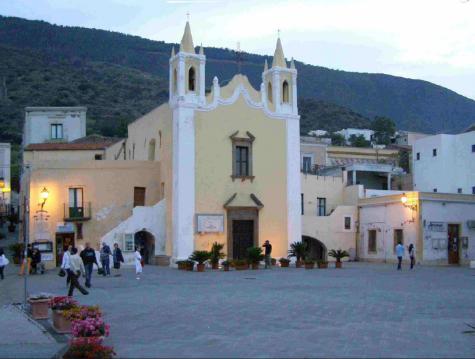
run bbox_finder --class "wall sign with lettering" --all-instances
[196,214,224,233]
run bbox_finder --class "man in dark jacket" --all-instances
[112,243,125,277]
[262,240,272,269]
[80,242,98,288]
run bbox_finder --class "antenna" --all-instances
[186,12,190,22]
[277,28,281,38]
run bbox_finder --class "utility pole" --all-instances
[21,164,30,308]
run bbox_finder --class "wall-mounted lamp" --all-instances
[40,187,49,209]
[401,192,417,222]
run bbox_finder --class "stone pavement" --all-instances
[1,261,474,358]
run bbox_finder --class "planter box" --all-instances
[28,298,50,320]
[196,263,205,272]
[279,261,290,268]
[235,263,248,271]
[305,262,315,269]
[177,262,187,270]
[317,262,328,269]
[185,262,194,271]
[211,262,219,270]
[52,310,72,334]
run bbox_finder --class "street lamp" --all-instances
[401,192,417,223]
[40,187,49,210]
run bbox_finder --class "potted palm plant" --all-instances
[304,259,315,269]
[288,241,307,268]
[189,250,210,272]
[247,247,264,270]
[222,260,231,271]
[279,258,290,268]
[328,249,349,268]
[209,242,225,270]
[317,260,328,269]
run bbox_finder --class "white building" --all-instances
[0,143,11,207]
[394,130,430,147]
[413,130,475,194]
[336,128,374,144]
[307,130,328,137]
[23,107,87,147]
[359,192,475,266]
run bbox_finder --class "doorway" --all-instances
[447,224,460,265]
[302,236,327,261]
[232,220,254,260]
[134,230,155,264]
[55,233,75,267]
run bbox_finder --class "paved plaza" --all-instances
[1,260,475,358]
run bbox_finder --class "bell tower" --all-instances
[169,21,206,106]
[262,37,297,115]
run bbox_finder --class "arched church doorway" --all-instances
[302,235,327,261]
[134,230,155,265]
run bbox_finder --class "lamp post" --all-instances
[401,193,417,223]
[40,187,49,210]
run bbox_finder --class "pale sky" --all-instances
[1,0,475,99]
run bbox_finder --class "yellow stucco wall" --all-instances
[24,150,106,162]
[126,104,174,256]
[27,160,160,267]
[194,95,289,259]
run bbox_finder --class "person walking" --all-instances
[31,248,44,274]
[134,246,142,280]
[100,242,112,276]
[262,240,272,269]
[61,245,72,286]
[408,244,416,270]
[68,247,88,296]
[396,241,404,270]
[80,242,98,288]
[0,248,9,280]
[112,243,124,277]
[19,244,33,275]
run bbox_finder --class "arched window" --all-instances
[148,139,156,161]
[267,82,273,103]
[173,68,177,94]
[188,67,195,92]
[282,80,289,103]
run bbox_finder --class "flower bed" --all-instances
[62,305,102,321]
[72,317,110,339]
[50,296,78,311]
[63,338,115,359]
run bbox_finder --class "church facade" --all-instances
[22,22,302,266]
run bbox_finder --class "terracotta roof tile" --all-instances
[25,135,122,151]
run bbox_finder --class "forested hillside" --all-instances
[1,15,475,146]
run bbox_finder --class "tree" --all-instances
[330,132,346,146]
[372,117,396,145]
[348,134,370,147]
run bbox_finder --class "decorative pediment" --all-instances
[223,193,264,209]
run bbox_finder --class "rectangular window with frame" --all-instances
[124,233,134,252]
[231,133,254,180]
[301,193,304,215]
[302,156,312,173]
[368,229,377,253]
[344,216,351,230]
[68,187,84,218]
[133,187,146,207]
[393,229,403,253]
[472,144,475,153]
[317,197,326,216]
[433,148,437,157]
[235,145,249,176]
[416,152,420,160]
[51,124,63,139]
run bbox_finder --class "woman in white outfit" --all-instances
[134,246,142,280]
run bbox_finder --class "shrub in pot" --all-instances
[8,243,23,264]
[288,241,308,268]
[247,247,264,270]
[176,260,187,270]
[271,258,277,266]
[189,250,210,272]
[185,260,195,271]
[328,249,349,268]
[233,259,248,270]
[279,258,290,267]
[222,260,231,271]
[317,260,328,269]
[209,242,225,270]
[28,294,51,319]
[304,259,315,269]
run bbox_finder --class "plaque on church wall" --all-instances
[196,214,224,233]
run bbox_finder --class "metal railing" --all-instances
[63,202,92,221]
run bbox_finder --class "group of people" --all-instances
[395,242,416,270]
[17,244,45,275]
[60,242,144,296]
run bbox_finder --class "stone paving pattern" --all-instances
[1,258,474,358]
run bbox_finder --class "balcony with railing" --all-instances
[63,202,92,222]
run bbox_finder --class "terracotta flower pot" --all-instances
[196,263,205,272]
[28,298,50,319]
[335,261,342,269]
[318,262,328,269]
[305,262,315,269]
[223,264,230,272]
[177,262,187,270]
[211,262,219,270]
[235,263,248,271]
[280,261,290,268]
[186,262,194,271]
[296,260,303,268]
[251,262,259,270]
[52,310,72,334]
[271,258,277,266]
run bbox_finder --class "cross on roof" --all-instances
[186,12,190,21]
